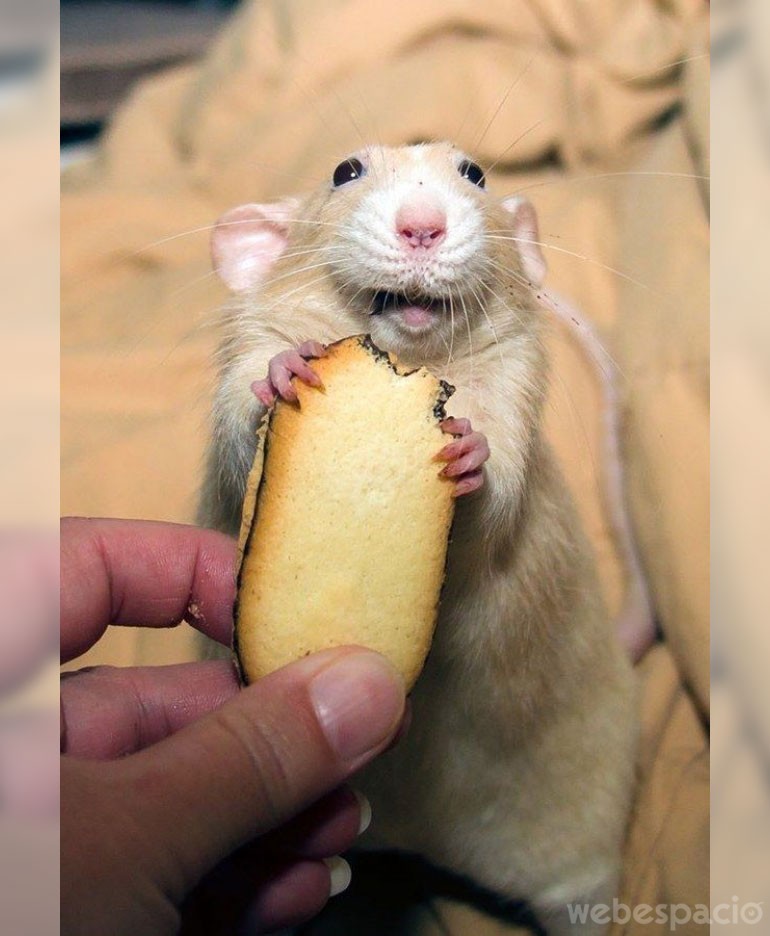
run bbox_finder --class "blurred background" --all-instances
[61,0,235,157]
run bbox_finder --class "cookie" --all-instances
[234,334,455,690]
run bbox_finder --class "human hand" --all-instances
[61,518,406,935]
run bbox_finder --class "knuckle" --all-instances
[208,707,294,830]
[272,352,292,372]
[64,663,118,687]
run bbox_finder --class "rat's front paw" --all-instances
[437,417,490,497]
[250,341,327,406]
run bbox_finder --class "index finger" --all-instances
[61,518,237,663]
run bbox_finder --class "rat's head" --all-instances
[212,142,545,359]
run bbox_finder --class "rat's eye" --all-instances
[458,159,485,188]
[332,158,365,187]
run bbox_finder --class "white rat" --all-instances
[199,142,638,935]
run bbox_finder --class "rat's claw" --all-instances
[266,347,324,404]
[436,420,489,496]
[440,432,490,477]
[437,430,490,464]
[270,363,299,402]
[298,340,327,360]
[452,470,484,498]
[440,417,472,437]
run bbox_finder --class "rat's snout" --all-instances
[395,198,446,250]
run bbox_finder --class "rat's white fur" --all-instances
[339,148,487,300]
[199,142,637,935]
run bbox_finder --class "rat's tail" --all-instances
[538,288,657,664]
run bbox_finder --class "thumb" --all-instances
[122,646,405,901]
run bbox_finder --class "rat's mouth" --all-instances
[370,290,446,330]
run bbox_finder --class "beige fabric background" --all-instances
[62,1,709,932]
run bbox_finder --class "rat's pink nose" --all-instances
[396,200,447,249]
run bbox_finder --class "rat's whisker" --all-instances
[505,169,710,198]
[468,278,505,367]
[478,255,624,380]
[132,217,354,258]
[473,56,536,153]
[485,119,546,176]
[249,257,342,295]
[458,289,475,391]
[446,291,456,367]
[239,273,337,326]
[334,276,373,318]
[540,291,628,385]
[478,277,533,346]
[483,234,656,294]
[479,255,541,307]
[621,53,709,83]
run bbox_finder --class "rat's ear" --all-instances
[211,199,299,292]
[502,196,546,288]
